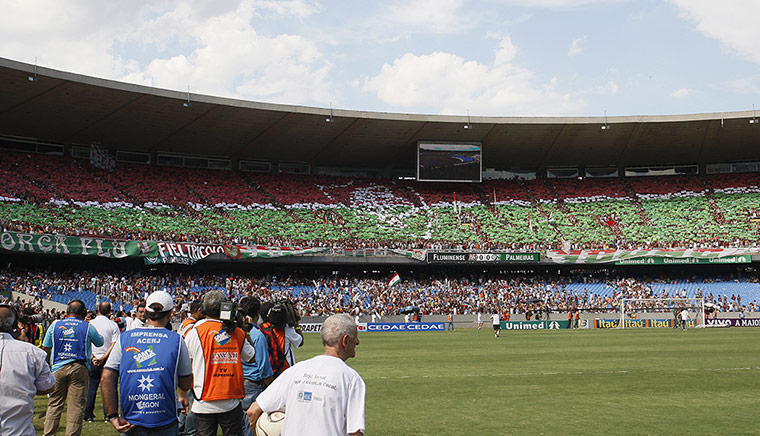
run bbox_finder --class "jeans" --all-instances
[84,364,106,420]
[126,421,179,436]
[195,404,244,436]
[178,391,196,436]
[241,381,265,436]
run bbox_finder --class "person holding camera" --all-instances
[42,300,104,436]
[246,313,365,436]
[0,303,56,435]
[260,300,303,376]
[184,290,255,436]
[101,291,193,436]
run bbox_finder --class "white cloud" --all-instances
[671,88,694,97]
[498,0,625,10]
[670,0,760,64]
[595,79,618,95]
[363,36,584,116]
[125,2,332,104]
[0,0,334,106]
[380,0,468,34]
[568,36,587,56]
[253,0,321,17]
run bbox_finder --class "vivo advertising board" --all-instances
[704,318,760,328]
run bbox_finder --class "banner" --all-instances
[547,248,757,264]
[144,241,225,265]
[593,319,696,328]
[227,245,328,259]
[300,323,367,333]
[0,231,150,258]
[0,232,328,264]
[365,322,445,332]
[391,249,427,261]
[427,252,540,264]
[704,318,760,328]
[500,320,568,330]
[615,256,750,265]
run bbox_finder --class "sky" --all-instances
[2,0,759,117]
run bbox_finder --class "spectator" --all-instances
[128,303,147,330]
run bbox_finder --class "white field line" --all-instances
[369,367,759,380]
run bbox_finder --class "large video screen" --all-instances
[417,142,482,182]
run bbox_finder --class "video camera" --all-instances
[219,297,263,332]
[267,300,300,329]
[20,313,44,325]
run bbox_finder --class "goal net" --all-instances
[619,298,705,329]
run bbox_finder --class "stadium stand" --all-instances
[3,266,759,316]
[3,149,760,249]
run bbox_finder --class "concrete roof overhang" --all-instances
[1,57,759,173]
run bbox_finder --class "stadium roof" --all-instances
[1,57,759,173]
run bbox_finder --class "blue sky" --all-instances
[2,0,759,117]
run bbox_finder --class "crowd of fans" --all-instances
[3,267,757,325]
[2,150,760,251]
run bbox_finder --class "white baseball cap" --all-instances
[145,291,174,313]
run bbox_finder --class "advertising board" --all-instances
[366,322,445,332]
[500,320,568,330]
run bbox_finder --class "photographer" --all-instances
[19,307,43,344]
[260,300,303,378]
[184,290,255,436]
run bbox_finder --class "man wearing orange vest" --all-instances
[185,290,255,436]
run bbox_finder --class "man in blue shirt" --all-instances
[237,297,273,436]
[102,290,193,436]
[42,300,104,436]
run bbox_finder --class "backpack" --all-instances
[260,323,289,379]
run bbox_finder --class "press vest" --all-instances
[192,320,245,401]
[52,317,89,366]
[179,317,196,337]
[120,328,181,428]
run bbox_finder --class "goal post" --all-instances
[619,298,705,329]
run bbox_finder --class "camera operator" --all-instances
[19,307,43,345]
[184,290,255,436]
[260,300,303,374]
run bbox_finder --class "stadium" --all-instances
[2,53,760,435]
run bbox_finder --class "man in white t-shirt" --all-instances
[84,302,120,422]
[246,314,366,436]
[492,311,501,338]
[679,309,690,331]
[127,303,146,330]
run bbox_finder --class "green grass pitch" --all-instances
[34,327,759,435]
